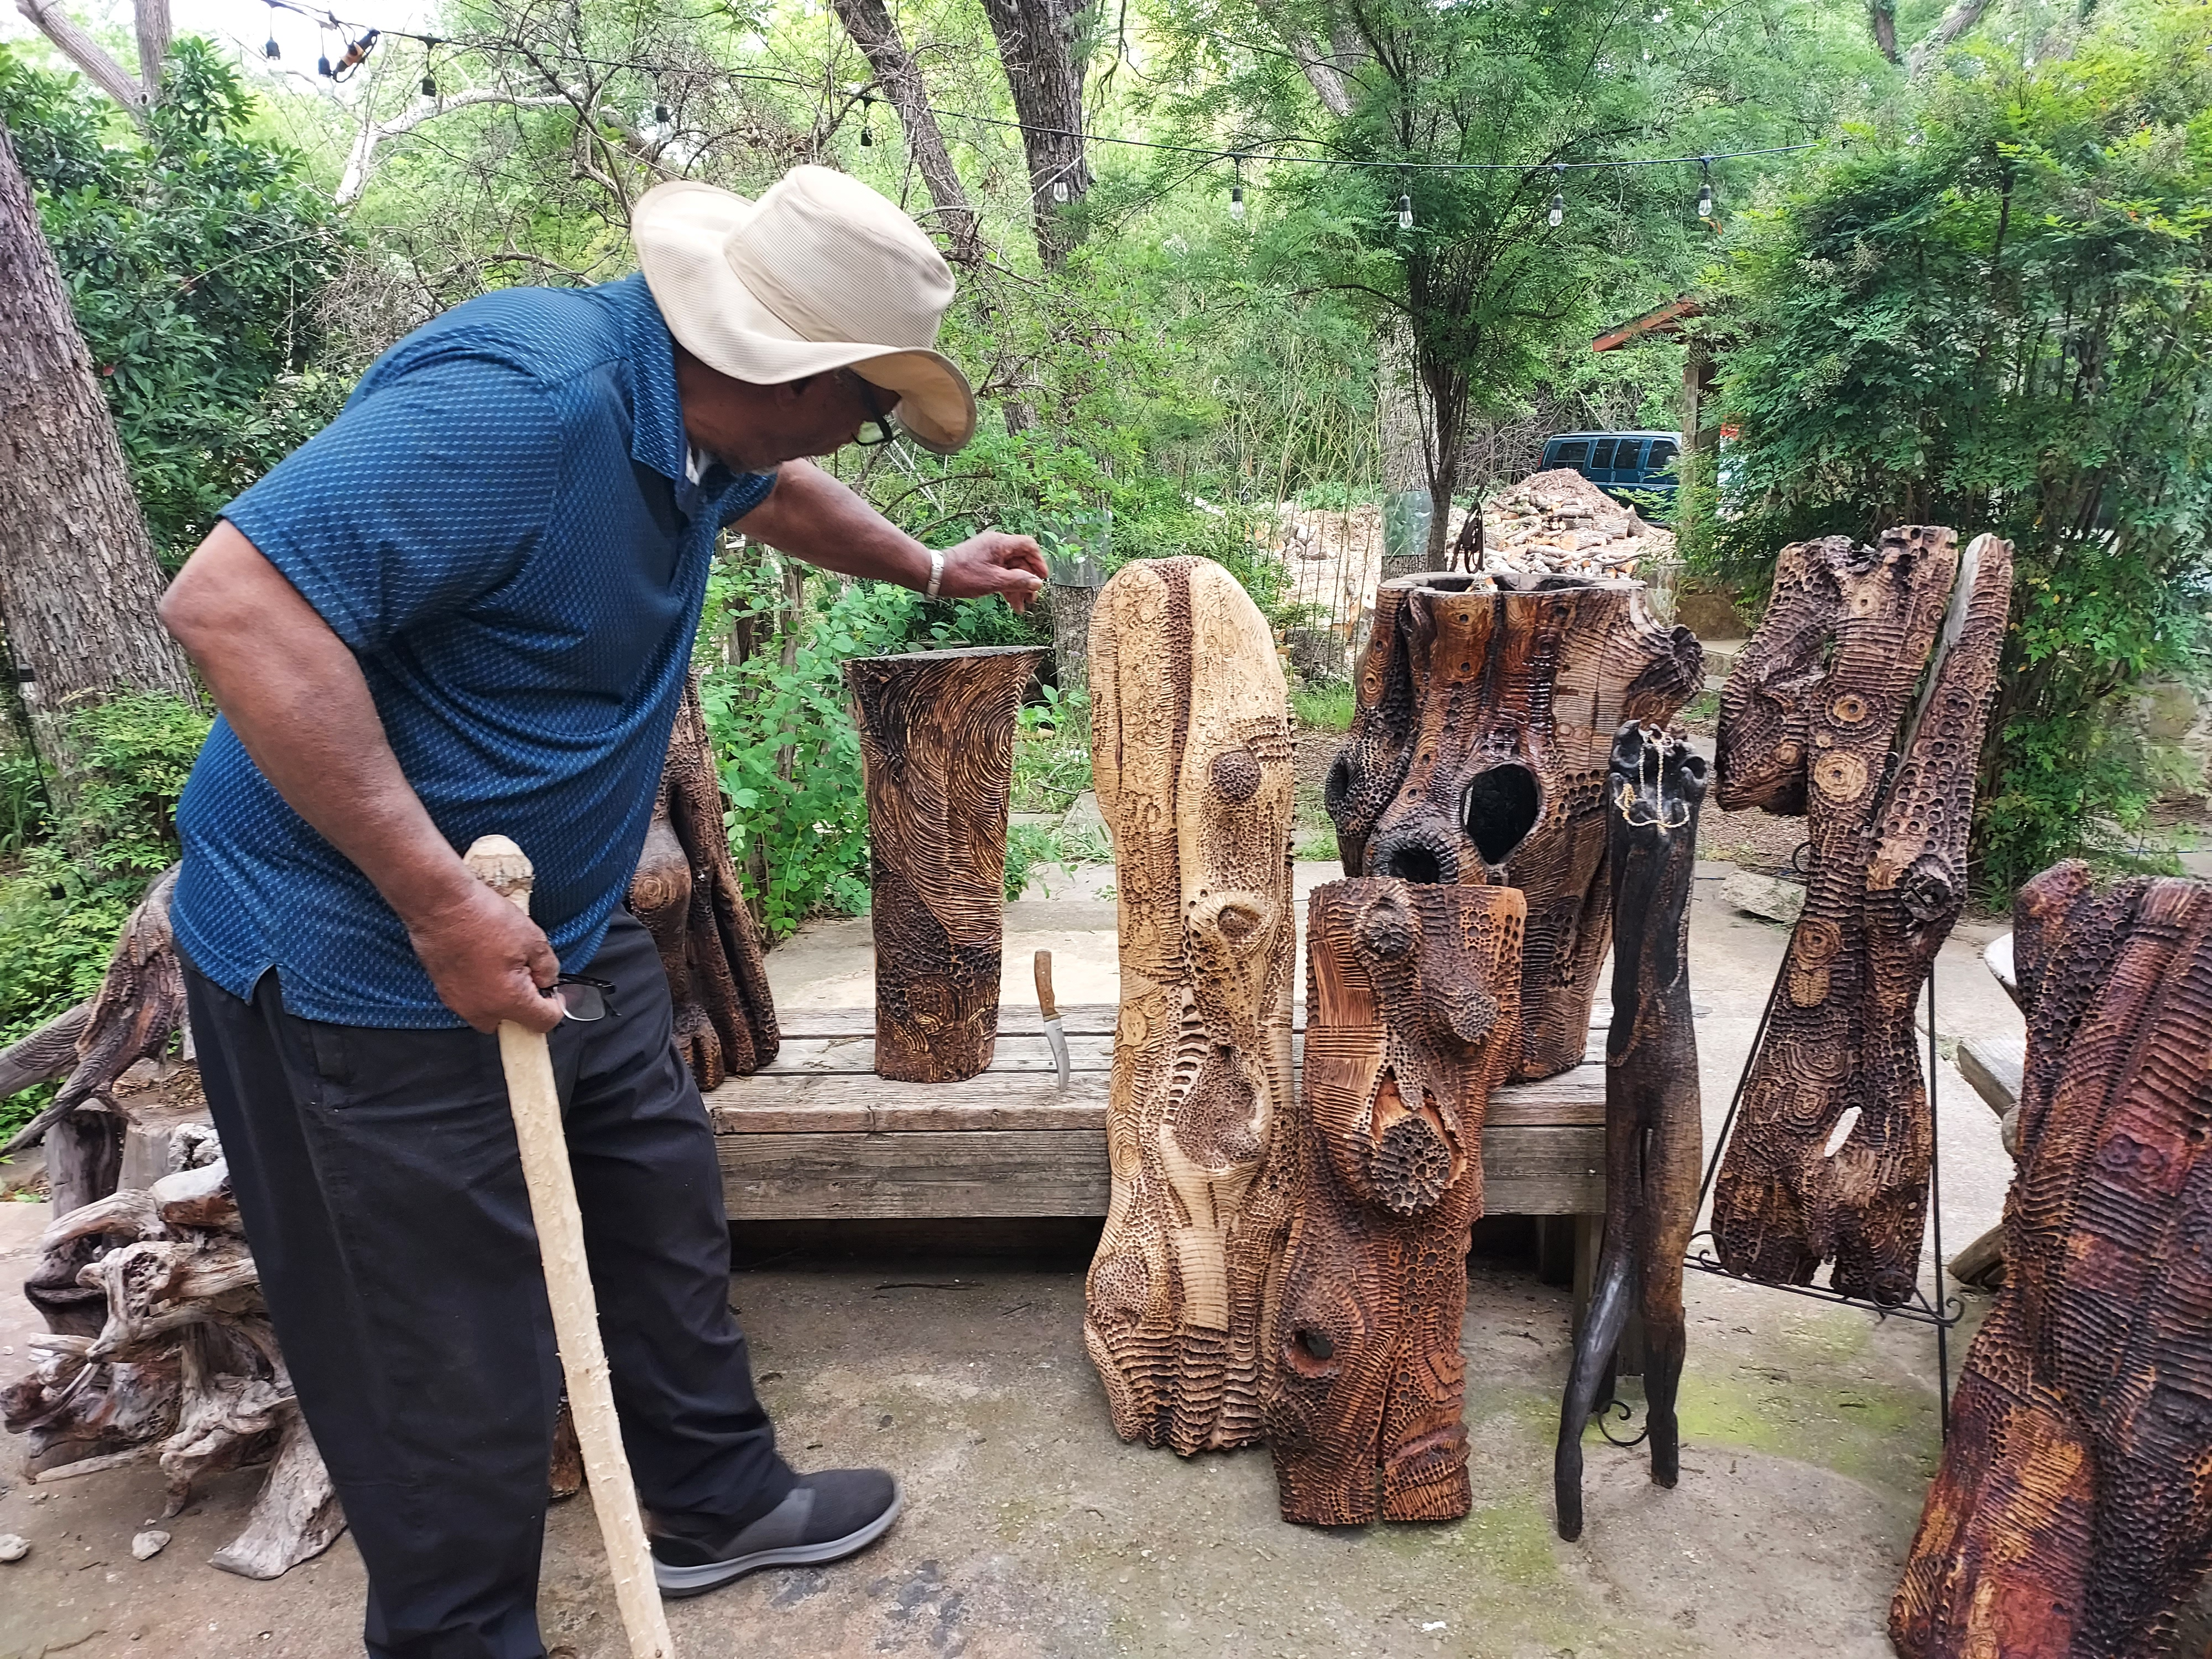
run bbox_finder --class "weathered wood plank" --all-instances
[1957,1034,2024,1120]
[758,1033,1114,1076]
[773,1004,1124,1040]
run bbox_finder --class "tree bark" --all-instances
[830,0,984,265]
[1868,0,1900,63]
[13,0,147,119]
[976,0,1092,268]
[0,120,198,787]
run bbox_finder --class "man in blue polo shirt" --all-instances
[158,168,1046,1659]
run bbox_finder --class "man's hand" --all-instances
[404,879,564,1036]
[936,533,1048,612]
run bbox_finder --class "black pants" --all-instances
[185,911,794,1659]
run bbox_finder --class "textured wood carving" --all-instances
[1265,879,1524,1524]
[1893,861,2212,1658]
[1083,556,1297,1453]
[1710,529,2012,1302]
[1323,571,1702,1081]
[844,645,1042,1083]
[1554,723,1705,1541]
[628,677,779,1089]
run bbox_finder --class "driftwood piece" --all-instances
[1264,879,1525,1524]
[1083,556,1298,1454]
[1323,571,1702,1081]
[1892,862,2212,1658]
[1553,723,1707,1541]
[628,677,779,1089]
[845,645,1042,1083]
[1710,529,2012,1302]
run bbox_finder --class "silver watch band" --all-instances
[925,549,945,601]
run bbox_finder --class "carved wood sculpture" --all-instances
[1323,571,1702,1081]
[627,677,779,1088]
[1709,529,2013,1302]
[1893,862,2212,1658]
[845,645,1041,1083]
[1084,556,1297,1454]
[1264,879,1524,1524]
[1553,723,1706,1541]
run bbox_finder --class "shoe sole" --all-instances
[654,1483,905,1599]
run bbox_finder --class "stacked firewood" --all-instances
[1471,468,1676,578]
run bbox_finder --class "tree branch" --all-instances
[132,0,169,101]
[14,0,146,120]
[337,84,588,206]
[1907,0,1992,77]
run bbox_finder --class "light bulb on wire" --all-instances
[1229,180,1245,221]
[263,3,279,60]
[1052,178,1070,204]
[1695,157,1714,221]
[1397,193,1413,231]
[421,71,437,98]
[1548,190,1564,228]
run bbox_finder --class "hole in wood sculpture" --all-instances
[1462,763,1542,866]
[1823,1105,1864,1158]
[1378,843,1445,884]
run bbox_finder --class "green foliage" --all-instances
[1703,1,2212,895]
[1291,681,1355,734]
[0,749,49,857]
[0,39,351,564]
[1012,684,1092,813]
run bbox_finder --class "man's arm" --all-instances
[737,458,1047,610]
[161,521,562,1035]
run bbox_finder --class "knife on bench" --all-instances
[1035,949,1070,1088]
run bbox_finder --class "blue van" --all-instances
[1539,430,1681,505]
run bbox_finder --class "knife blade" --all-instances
[1035,949,1070,1088]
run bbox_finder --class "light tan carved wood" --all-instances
[1323,572,1702,1080]
[1264,879,1524,1524]
[1083,556,1297,1453]
[845,645,1042,1083]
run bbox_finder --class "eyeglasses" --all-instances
[541,973,618,1022]
[841,369,899,448]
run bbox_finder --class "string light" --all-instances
[1397,192,1413,230]
[1229,153,1245,221]
[1695,155,1714,220]
[1052,177,1069,202]
[263,1,280,60]
[858,92,873,147]
[654,102,669,124]
[421,70,437,97]
[1547,189,1564,228]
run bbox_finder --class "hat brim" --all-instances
[632,179,978,457]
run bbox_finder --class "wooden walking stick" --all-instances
[465,835,675,1659]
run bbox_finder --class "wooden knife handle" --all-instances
[1034,949,1058,1021]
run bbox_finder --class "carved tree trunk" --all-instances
[1710,529,2012,1303]
[846,645,1040,1083]
[1893,862,2212,1658]
[1323,571,1703,1081]
[0,119,197,786]
[1554,723,1706,1542]
[830,0,983,265]
[1083,556,1297,1454]
[975,0,1091,268]
[1265,879,1524,1525]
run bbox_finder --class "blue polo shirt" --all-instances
[173,274,775,1026]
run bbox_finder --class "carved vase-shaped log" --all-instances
[845,645,1042,1083]
[1710,529,2012,1302]
[1264,879,1524,1524]
[1554,723,1705,1541]
[1323,572,1702,1081]
[1893,862,2212,1658]
[1084,556,1297,1454]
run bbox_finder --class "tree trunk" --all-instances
[831,0,984,265]
[976,0,1092,268]
[0,119,197,789]
[1867,0,1900,62]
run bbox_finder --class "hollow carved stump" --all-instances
[1264,879,1524,1524]
[1710,529,2012,1302]
[1554,723,1706,1541]
[844,645,1042,1083]
[1323,572,1702,1081]
[1083,557,1297,1454]
[1893,862,2212,1658]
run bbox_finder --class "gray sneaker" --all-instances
[650,1469,904,1598]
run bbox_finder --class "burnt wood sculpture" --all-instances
[627,677,779,1088]
[1710,529,2012,1302]
[1893,862,2212,1658]
[1323,571,1702,1081]
[1264,879,1524,1524]
[844,644,1041,1083]
[1084,556,1298,1454]
[1553,723,1706,1541]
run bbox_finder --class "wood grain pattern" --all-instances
[1893,862,2212,1658]
[1084,556,1298,1454]
[1264,880,1525,1524]
[1322,571,1702,1081]
[1710,529,2012,1302]
[1554,723,1706,1540]
[844,645,1043,1082]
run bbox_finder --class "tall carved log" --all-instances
[1084,556,1297,1454]
[1710,529,2012,1302]
[1554,723,1706,1541]
[1323,571,1702,1081]
[1264,879,1524,1524]
[1893,862,2212,1658]
[845,645,1041,1083]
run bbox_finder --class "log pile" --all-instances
[1473,469,1676,578]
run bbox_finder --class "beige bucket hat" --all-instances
[632,166,977,455]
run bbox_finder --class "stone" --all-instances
[130,1530,169,1561]
[1721,869,1806,925]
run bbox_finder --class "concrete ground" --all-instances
[0,845,2026,1659]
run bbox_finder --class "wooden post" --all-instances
[844,646,1041,1083]
[464,837,674,1659]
